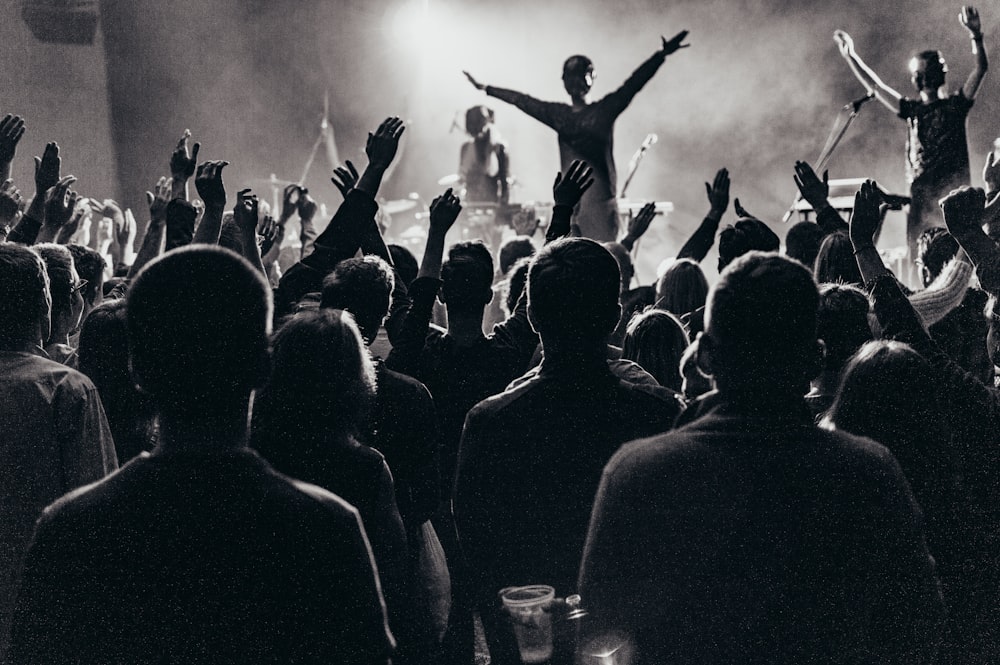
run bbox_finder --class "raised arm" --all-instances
[192,160,229,245]
[169,129,199,202]
[605,31,690,115]
[793,160,849,234]
[548,159,594,243]
[960,6,988,99]
[128,177,171,279]
[834,30,903,113]
[0,114,26,184]
[677,167,731,261]
[465,70,562,130]
[849,179,894,284]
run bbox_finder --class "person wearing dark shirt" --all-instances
[579,252,945,664]
[835,6,988,264]
[8,247,393,665]
[459,105,509,205]
[455,237,679,665]
[463,31,689,241]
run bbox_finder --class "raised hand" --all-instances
[983,151,1000,194]
[0,114,26,166]
[366,117,406,170]
[114,206,136,253]
[463,70,486,91]
[627,202,657,244]
[793,161,830,210]
[553,159,595,207]
[89,198,125,227]
[194,160,229,211]
[660,30,690,55]
[234,188,260,234]
[298,189,318,221]
[960,6,982,38]
[33,142,60,195]
[43,176,78,226]
[145,176,172,223]
[733,197,757,220]
[849,179,882,250]
[511,207,540,237]
[428,188,462,236]
[940,186,987,237]
[280,183,301,222]
[0,179,23,226]
[257,214,281,256]
[94,216,113,248]
[169,129,200,182]
[55,200,89,245]
[331,160,359,199]
[706,167,730,217]
[833,30,855,58]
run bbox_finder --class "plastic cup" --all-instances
[499,585,555,663]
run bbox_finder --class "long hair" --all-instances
[622,309,689,392]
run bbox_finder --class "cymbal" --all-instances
[382,199,417,215]
[437,173,462,186]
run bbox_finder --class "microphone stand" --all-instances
[781,91,874,223]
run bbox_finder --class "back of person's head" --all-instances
[718,217,780,272]
[66,244,105,312]
[79,299,153,462]
[601,241,634,291]
[35,243,82,336]
[622,308,690,391]
[505,256,532,314]
[816,283,873,374]
[388,244,418,287]
[655,258,708,318]
[916,227,959,287]
[528,237,621,344]
[320,255,394,344]
[498,237,535,276]
[0,244,50,349]
[826,340,946,492]
[127,246,271,417]
[785,221,827,268]
[702,251,820,393]
[440,241,494,314]
[259,308,376,437]
[814,231,862,286]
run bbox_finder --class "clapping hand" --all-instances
[428,188,462,236]
[849,179,882,250]
[552,159,595,207]
[331,160,359,199]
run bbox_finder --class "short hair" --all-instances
[814,232,862,285]
[257,308,376,437]
[528,237,621,342]
[563,55,594,78]
[505,256,531,314]
[706,252,818,389]
[34,243,76,321]
[388,244,418,287]
[127,246,272,416]
[498,237,535,276]
[718,218,780,271]
[909,50,948,90]
[0,244,50,348]
[622,308,690,392]
[441,241,494,312]
[320,255,394,343]
[916,227,958,284]
[655,258,708,318]
[66,244,105,306]
[816,283,873,372]
[785,221,827,268]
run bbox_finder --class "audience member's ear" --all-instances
[694,331,715,377]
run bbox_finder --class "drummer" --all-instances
[458,105,510,205]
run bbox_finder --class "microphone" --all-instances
[448,111,463,134]
[844,91,875,111]
[640,133,658,150]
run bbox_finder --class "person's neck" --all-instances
[539,338,608,368]
[0,338,44,355]
[446,308,487,345]
[570,94,589,109]
[155,397,252,455]
[919,87,946,103]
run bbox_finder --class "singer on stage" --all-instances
[463,31,689,241]
[834,6,988,260]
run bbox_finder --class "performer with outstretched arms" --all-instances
[463,31,689,242]
[834,6,988,262]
